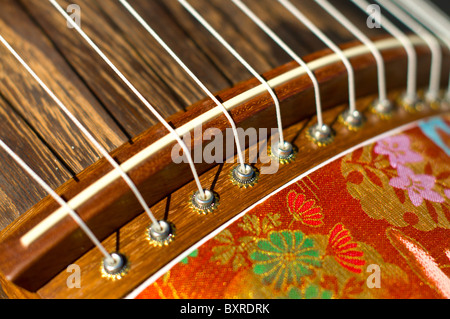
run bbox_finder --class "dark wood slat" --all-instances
[160,0,388,79]
[0,0,127,175]
[94,0,233,104]
[19,0,234,137]
[159,0,276,83]
[19,0,388,138]
[0,93,72,231]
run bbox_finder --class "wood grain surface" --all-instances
[0,0,448,298]
[0,0,405,230]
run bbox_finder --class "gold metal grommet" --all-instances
[101,252,129,281]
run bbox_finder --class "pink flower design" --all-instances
[374,135,423,168]
[389,165,444,207]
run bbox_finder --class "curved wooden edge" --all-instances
[0,36,448,292]
[38,105,450,299]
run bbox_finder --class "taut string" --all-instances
[0,33,161,232]
[20,36,419,247]
[0,138,113,263]
[49,0,209,203]
[395,0,450,102]
[178,0,287,149]
[231,0,334,146]
[377,0,442,104]
[352,0,420,109]
[119,0,249,178]
[279,0,363,130]
[316,0,393,117]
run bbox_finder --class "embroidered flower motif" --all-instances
[374,134,423,168]
[326,223,365,274]
[287,190,324,227]
[250,230,321,290]
[389,165,444,207]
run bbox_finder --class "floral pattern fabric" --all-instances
[136,115,450,299]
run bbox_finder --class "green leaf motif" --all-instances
[180,249,198,265]
[288,285,333,299]
[250,230,322,290]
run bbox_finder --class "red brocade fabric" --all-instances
[137,115,450,299]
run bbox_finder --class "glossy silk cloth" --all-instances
[137,115,450,299]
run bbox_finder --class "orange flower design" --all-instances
[287,190,324,227]
[326,223,365,273]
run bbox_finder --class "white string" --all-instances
[0,138,113,262]
[376,0,442,102]
[119,0,247,173]
[316,0,388,104]
[352,0,418,102]
[394,0,450,99]
[279,0,357,114]
[177,0,285,147]
[0,33,161,232]
[49,0,208,200]
[403,0,450,36]
[231,0,325,128]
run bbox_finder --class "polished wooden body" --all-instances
[0,0,448,298]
